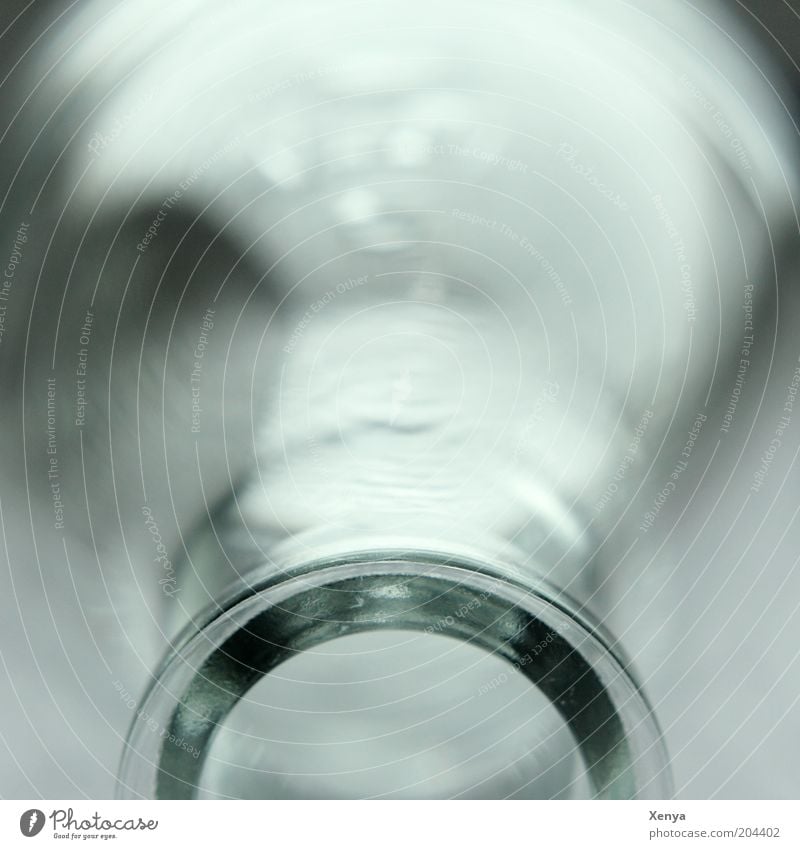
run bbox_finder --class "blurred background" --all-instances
[0,0,799,800]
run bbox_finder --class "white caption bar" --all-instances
[2,800,797,847]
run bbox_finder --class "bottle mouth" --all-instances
[117,550,671,799]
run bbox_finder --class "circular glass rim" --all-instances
[117,549,672,799]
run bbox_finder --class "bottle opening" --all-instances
[118,554,671,799]
[198,629,589,799]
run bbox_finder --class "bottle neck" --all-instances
[142,289,670,798]
[237,277,596,593]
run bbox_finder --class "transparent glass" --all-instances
[12,0,798,799]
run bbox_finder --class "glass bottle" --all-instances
[7,0,798,798]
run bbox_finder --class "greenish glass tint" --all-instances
[20,0,796,800]
[119,549,671,798]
